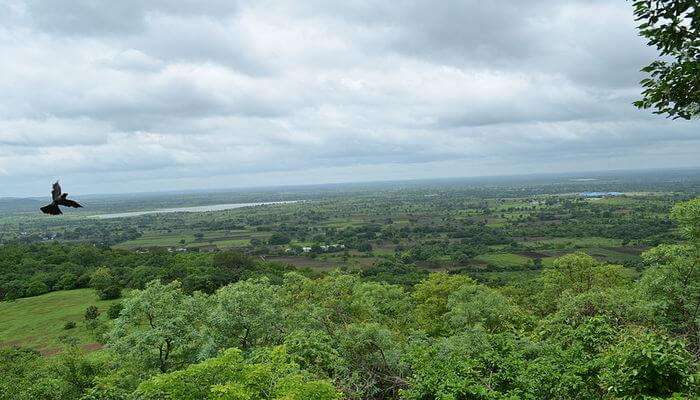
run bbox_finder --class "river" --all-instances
[91,201,298,219]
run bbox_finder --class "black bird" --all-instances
[40,181,83,215]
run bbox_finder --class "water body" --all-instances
[92,201,298,219]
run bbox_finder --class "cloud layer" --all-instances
[1,0,698,196]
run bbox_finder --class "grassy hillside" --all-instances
[0,289,119,355]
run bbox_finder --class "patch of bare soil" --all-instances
[82,343,104,352]
[39,347,60,356]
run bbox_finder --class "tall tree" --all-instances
[90,266,121,300]
[205,277,284,353]
[108,280,208,373]
[633,0,699,119]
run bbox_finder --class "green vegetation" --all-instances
[633,0,699,119]
[0,289,119,353]
[1,174,699,399]
[474,252,530,269]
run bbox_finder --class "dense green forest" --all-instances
[1,191,698,399]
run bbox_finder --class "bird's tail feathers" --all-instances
[40,204,62,215]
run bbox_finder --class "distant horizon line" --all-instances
[3,165,700,200]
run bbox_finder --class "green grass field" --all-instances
[0,289,119,355]
[114,229,269,250]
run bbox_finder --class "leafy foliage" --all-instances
[90,267,121,300]
[1,197,699,399]
[600,329,695,398]
[633,0,700,119]
[204,278,284,353]
[106,302,124,320]
[84,305,100,321]
[134,347,341,400]
[109,280,208,373]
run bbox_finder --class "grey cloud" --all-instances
[0,117,110,147]
[26,0,148,36]
[96,49,165,72]
[0,0,698,196]
[293,0,654,88]
[130,14,271,75]
[24,0,241,36]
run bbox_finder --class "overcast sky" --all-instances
[1,0,698,197]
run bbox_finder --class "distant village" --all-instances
[142,243,348,255]
[579,191,623,198]
[286,243,346,254]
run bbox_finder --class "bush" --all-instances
[134,347,342,400]
[107,303,123,319]
[84,305,100,321]
[90,267,122,300]
[63,321,76,330]
[76,273,91,289]
[600,329,696,398]
[24,279,49,297]
[55,273,78,291]
[98,286,122,300]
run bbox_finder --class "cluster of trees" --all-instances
[512,211,677,245]
[5,219,142,247]
[0,244,301,301]
[1,198,698,399]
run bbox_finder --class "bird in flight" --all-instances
[40,181,83,215]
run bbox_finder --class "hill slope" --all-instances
[0,289,119,355]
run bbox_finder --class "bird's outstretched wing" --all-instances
[57,198,83,208]
[40,203,62,215]
[51,181,62,201]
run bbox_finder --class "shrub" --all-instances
[98,286,122,300]
[63,321,76,330]
[106,303,123,319]
[600,329,696,398]
[55,273,78,291]
[24,279,49,297]
[90,267,122,300]
[84,305,100,321]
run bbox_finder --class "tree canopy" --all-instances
[634,0,700,119]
